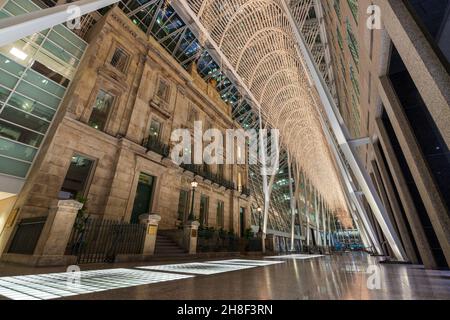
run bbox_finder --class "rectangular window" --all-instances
[346,18,359,69]
[349,64,360,99]
[199,195,209,226]
[88,90,114,131]
[346,0,359,24]
[217,164,224,180]
[148,118,162,142]
[216,200,224,228]
[59,154,95,200]
[177,190,189,221]
[110,47,129,73]
[156,78,170,102]
[188,106,198,126]
[334,0,341,21]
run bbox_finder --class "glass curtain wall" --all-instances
[0,0,87,182]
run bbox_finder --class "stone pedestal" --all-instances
[4,199,85,266]
[139,214,161,255]
[183,221,200,254]
[265,234,276,252]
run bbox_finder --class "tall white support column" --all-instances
[322,198,327,247]
[305,177,310,247]
[287,152,296,251]
[314,189,321,247]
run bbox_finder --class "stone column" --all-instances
[372,152,418,264]
[378,76,450,266]
[139,214,161,255]
[33,200,83,265]
[183,221,200,254]
[375,119,437,268]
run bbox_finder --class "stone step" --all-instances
[154,233,186,255]
[155,247,184,252]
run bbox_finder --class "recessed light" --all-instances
[9,47,28,61]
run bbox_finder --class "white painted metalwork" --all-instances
[0,0,120,47]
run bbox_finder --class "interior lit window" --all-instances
[149,118,162,142]
[59,154,95,200]
[88,90,114,131]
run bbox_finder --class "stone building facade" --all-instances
[1,7,252,254]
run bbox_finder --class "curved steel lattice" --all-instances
[103,0,353,231]
[186,0,349,219]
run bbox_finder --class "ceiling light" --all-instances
[9,47,28,61]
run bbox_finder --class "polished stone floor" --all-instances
[0,253,449,300]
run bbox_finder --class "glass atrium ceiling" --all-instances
[114,0,351,231]
[3,0,352,233]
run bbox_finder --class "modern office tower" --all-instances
[319,0,449,269]
[0,0,448,298]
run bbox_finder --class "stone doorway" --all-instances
[131,173,155,223]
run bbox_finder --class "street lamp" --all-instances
[188,181,198,221]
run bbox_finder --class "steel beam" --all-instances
[281,0,407,261]
[0,0,120,47]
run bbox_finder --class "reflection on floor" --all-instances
[0,259,280,300]
[266,254,324,260]
[208,259,285,266]
[137,262,259,275]
[0,254,449,300]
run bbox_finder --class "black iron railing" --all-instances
[142,136,170,157]
[66,217,146,263]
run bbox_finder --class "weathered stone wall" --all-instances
[9,7,253,236]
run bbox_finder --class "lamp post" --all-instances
[188,181,198,221]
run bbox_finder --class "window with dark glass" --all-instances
[110,47,129,73]
[177,189,189,221]
[59,154,95,200]
[156,78,170,102]
[334,0,342,21]
[346,18,359,68]
[199,195,209,226]
[404,0,450,67]
[88,90,114,131]
[346,0,358,24]
[217,200,224,228]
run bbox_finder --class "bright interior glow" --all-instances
[9,47,28,60]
